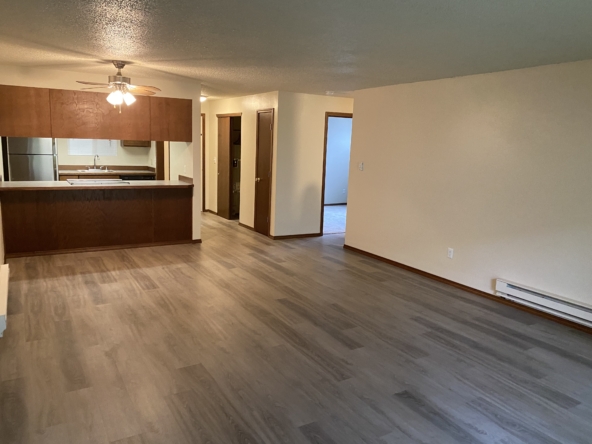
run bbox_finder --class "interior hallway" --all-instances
[1,212,592,443]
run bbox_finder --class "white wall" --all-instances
[0,64,202,240]
[169,141,192,180]
[57,140,156,167]
[203,92,279,228]
[346,59,592,308]
[324,117,352,205]
[274,92,353,236]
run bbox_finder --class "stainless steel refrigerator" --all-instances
[2,137,58,181]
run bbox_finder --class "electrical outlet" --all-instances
[342,188,346,194]
[183,164,187,173]
[447,248,454,259]
[358,162,364,171]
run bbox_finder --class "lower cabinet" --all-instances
[59,175,78,181]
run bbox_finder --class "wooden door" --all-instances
[217,116,231,219]
[254,109,274,235]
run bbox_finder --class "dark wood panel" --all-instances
[153,188,193,242]
[50,89,151,140]
[149,97,192,142]
[0,85,52,137]
[0,188,192,255]
[155,141,165,180]
[217,116,231,219]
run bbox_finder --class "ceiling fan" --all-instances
[76,61,161,110]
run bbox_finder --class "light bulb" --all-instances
[200,96,207,102]
[107,90,123,105]
[123,92,136,105]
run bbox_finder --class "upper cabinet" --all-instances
[50,89,151,141]
[0,84,192,142]
[0,85,52,137]
[150,97,192,142]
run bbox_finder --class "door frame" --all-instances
[201,113,206,211]
[320,112,353,234]
[254,108,275,236]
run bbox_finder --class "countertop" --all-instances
[0,180,193,191]
[59,169,156,176]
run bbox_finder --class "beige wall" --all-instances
[346,60,592,308]
[169,141,192,180]
[202,92,279,228]
[0,64,202,240]
[57,140,156,167]
[274,92,353,236]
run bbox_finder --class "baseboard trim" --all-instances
[191,239,203,244]
[238,222,255,231]
[324,203,347,206]
[343,244,592,335]
[6,240,196,259]
[204,209,217,215]
[270,233,322,240]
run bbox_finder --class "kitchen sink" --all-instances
[77,168,116,173]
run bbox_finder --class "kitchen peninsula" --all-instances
[0,180,193,258]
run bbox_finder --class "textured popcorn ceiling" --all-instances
[1,0,592,97]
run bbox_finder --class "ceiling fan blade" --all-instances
[77,81,110,86]
[129,84,161,92]
[129,86,158,94]
[81,86,111,90]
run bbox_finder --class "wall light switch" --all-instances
[447,248,454,259]
[358,162,364,171]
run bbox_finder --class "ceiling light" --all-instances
[107,90,123,105]
[123,92,136,105]
[200,96,207,102]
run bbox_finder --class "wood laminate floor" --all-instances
[1,213,592,443]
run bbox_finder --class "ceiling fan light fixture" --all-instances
[123,92,136,105]
[107,90,124,105]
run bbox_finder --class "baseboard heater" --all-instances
[495,279,592,328]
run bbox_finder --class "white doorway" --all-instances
[320,113,353,234]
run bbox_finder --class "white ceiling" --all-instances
[1,0,592,97]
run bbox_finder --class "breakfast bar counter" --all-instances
[0,180,194,258]
[0,180,191,191]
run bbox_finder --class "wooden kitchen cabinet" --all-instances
[59,175,79,181]
[150,97,192,142]
[0,85,52,137]
[50,89,151,140]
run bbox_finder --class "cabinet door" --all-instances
[59,175,79,181]
[150,97,192,142]
[0,85,52,137]
[50,89,151,140]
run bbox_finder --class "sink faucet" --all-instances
[94,155,100,169]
